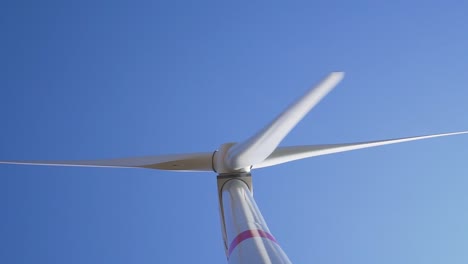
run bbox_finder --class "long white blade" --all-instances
[0,152,214,172]
[253,131,468,169]
[226,72,345,170]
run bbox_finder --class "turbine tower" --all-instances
[1,72,467,263]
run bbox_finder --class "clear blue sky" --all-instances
[1,1,468,263]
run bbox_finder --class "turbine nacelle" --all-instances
[213,143,251,174]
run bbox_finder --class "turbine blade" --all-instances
[226,72,344,170]
[253,131,468,169]
[0,152,214,172]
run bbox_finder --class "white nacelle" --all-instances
[213,143,251,174]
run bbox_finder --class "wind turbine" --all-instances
[1,72,467,263]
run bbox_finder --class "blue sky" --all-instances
[1,1,468,263]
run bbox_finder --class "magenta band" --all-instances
[228,229,278,257]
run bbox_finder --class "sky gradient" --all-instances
[1,1,468,263]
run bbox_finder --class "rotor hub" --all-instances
[213,143,251,174]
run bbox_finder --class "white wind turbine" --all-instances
[1,72,467,263]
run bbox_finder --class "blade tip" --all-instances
[331,71,345,79]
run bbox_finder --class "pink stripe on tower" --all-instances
[228,229,278,257]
